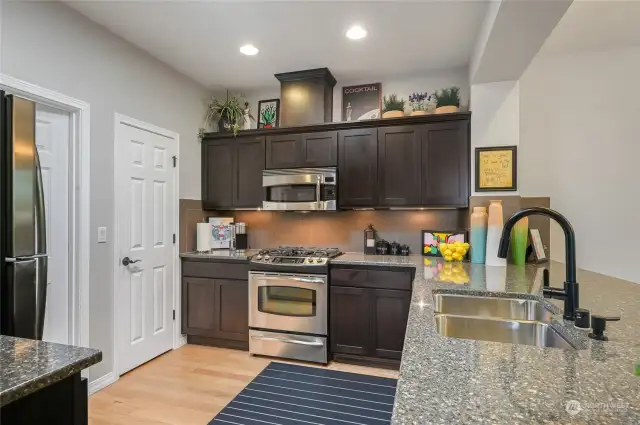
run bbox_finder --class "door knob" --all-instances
[122,257,141,266]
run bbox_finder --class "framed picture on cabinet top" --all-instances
[257,99,280,129]
[342,83,382,121]
[475,146,517,192]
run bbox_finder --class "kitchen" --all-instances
[1,1,639,425]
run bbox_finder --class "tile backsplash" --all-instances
[179,196,550,256]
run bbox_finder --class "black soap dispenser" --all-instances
[588,315,621,341]
[364,224,377,255]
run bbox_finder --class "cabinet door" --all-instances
[338,128,378,207]
[299,131,337,167]
[420,121,469,207]
[213,279,249,342]
[202,140,234,209]
[377,126,421,206]
[234,137,265,207]
[330,286,371,356]
[370,289,411,360]
[182,277,216,337]
[266,134,300,169]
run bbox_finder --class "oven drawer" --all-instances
[249,330,327,364]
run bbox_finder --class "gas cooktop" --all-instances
[251,246,341,266]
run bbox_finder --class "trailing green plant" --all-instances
[199,91,247,138]
[433,86,460,108]
[382,94,405,113]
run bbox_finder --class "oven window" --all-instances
[266,185,317,203]
[258,286,316,317]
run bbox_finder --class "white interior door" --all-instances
[36,104,70,345]
[116,118,176,375]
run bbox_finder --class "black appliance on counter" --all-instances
[1,91,48,340]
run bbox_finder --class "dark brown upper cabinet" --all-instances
[202,136,265,209]
[338,128,378,207]
[266,134,300,169]
[266,131,337,169]
[377,126,421,206]
[420,121,469,207]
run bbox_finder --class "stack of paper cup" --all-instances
[196,222,211,252]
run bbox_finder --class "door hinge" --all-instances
[173,310,176,321]
[172,156,177,168]
[173,234,176,244]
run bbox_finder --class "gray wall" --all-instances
[2,1,212,381]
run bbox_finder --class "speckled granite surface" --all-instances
[334,254,640,424]
[0,336,101,407]
[180,249,260,260]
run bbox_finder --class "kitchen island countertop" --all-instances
[0,336,101,407]
[334,253,639,424]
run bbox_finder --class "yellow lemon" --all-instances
[444,249,453,256]
[463,243,470,249]
[444,255,453,262]
[455,247,465,254]
[439,243,448,251]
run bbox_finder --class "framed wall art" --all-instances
[475,146,517,192]
[342,83,381,121]
[422,230,468,257]
[257,99,280,129]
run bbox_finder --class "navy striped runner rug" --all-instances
[209,362,398,425]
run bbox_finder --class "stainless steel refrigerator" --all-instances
[1,90,48,340]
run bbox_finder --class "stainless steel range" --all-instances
[249,247,341,364]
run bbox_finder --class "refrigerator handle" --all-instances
[34,147,47,254]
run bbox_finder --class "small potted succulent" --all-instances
[433,86,461,114]
[199,91,247,138]
[382,94,406,118]
[409,92,432,116]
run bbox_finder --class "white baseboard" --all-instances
[88,372,117,395]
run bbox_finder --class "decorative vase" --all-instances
[382,110,404,118]
[242,109,251,130]
[485,200,506,266]
[410,110,427,116]
[435,105,459,114]
[510,217,529,265]
[426,102,437,114]
[218,116,232,132]
[470,207,488,264]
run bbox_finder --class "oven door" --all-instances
[249,271,327,335]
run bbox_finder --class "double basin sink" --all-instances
[433,294,577,350]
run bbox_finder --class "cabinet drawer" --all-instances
[330,267,413,291]
[182,260,249,280]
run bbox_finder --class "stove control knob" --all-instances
[264,255,270,261]
[255,255,262,260]
[307,257,315,264]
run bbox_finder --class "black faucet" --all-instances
[497,207,580,321]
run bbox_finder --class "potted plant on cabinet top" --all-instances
[200,91,246,138]
[409,92,432,116]
[382,94,405,118]
[433,86,460,114]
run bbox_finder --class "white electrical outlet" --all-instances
[97,227,107,243]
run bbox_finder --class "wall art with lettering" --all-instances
[342,83,382,121]
[475,146,517,192]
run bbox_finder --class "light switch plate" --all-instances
[97,227,107,243]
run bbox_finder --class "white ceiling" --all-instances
[540,0,640,55]
[65,0,490,91]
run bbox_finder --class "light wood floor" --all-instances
[89,344,399,425]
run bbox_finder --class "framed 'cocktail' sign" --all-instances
[475,146,517,192]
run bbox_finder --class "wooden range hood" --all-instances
[275,68,337,127]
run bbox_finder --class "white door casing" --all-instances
[115,115,177,375]
[36,104,71,345]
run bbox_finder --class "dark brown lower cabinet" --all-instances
[330,285,411,369]
[182,274,248,349]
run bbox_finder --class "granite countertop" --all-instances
[336,254,639,424]
[180,249,260,260]
[0,336,101,407]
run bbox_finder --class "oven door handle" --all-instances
[251,335,324,347]
[315,175,321,206]
[255,276,326,285]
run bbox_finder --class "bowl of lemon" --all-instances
[438,241,470,262]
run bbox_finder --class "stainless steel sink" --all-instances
[433,294,554,323]
[433,314,576,350]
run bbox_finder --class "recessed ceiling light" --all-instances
[240,44,259,56]
[346,25,367,40]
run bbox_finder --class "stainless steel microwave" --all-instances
[262,167,337,211]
